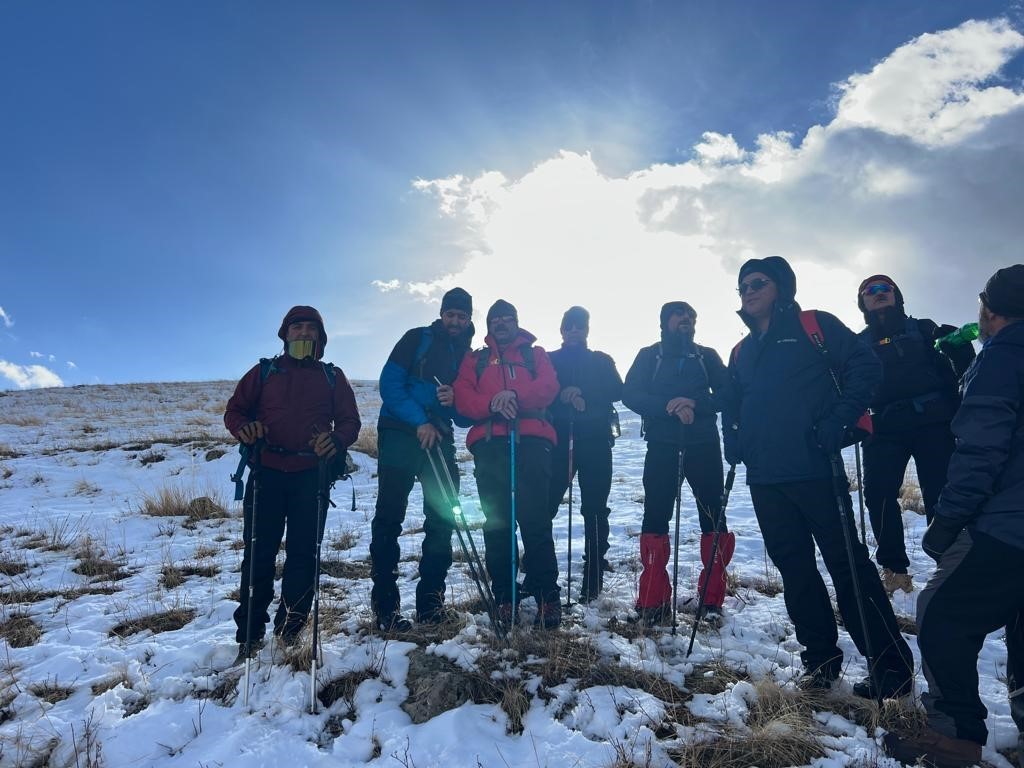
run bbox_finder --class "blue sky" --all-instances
[2,1,1022,387]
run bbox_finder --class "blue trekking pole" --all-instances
[509,419,518,628]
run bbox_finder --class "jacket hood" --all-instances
[278,305,327,360]
[484,328,537,353]
[736,256,798,330]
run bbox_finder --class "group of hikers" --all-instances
[223,257,1024,768]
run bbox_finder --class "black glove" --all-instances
[922,516,964,561]
[723,424,742,466]
[813,417,845,457]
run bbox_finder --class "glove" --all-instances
[723,424,742,466]
[813,417,845,457]
[922,516,964,561]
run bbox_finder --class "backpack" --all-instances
[259,356,336,389]
[650,342,711,388]
[731,310,873,446]
[411,326,434,381]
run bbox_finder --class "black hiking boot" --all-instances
[882,727,982,768]
[375,612,414,634]
[535,600,562,630]
[232,639,265,667]
[637,604,671,628]
[701,606,725,628]
[853,672,913,701]
[796,667,839,692]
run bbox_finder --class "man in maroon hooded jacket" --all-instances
[224,306,361,661]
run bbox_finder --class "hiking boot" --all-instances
[375,612,414,634]
[853,673,913,701]
[601,558,614,573]
[416,606,460,625]
[534,601,562,630]
[232,639,265,666]
[882,727,982,768]
[701,606,725,629]
[496,602,518,630]
[882,568,914,595]
[796,667,839,691]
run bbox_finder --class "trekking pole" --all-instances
[309,457,331,714]
[830,454,881,702]
[425,445,505,639]
[564,418,575,609]
[671,438,687,636]
[509,419,518,629]
[854,442,867,546]
[242,440,263,708]
[687,464,736,657]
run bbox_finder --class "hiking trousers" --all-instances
[233,466,327,643]
[862,421,955,572]
[642,439,726,535]
[918,529,1024,746]
[370,428,456,619]
[750,478,914,681]
[548,434,613,557]
[472,436,558,605]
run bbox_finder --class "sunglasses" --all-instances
[489,315,516,325]
[737,277,773,296]
[562,321,588,331]
[861,283,894,297]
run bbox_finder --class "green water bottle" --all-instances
[934,322,979,350]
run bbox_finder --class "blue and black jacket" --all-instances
[724,301,881,485]
[934,321,1024,551]
[378,319,475,437]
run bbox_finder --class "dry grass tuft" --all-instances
[73,537,128,580]
[109,607,196,638]
[29,677,75,705]
[160,563,220,589]
[0,612,42,647]
[0,464,12,480]
[0,444,23,459]
[733,573,785,597]
[320,558,371,580]
[73,478,102,496]
[350,425,378,459]
[91,671,131,695]
[142,488,228,525]
[899,477,926,515]
[0,555,28,577]
[319,667,382,716]
[329,528,360,551]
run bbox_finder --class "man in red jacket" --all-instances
[454,300,562,628]
[224,306,361,661]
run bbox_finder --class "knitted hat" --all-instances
[486,299,518,324]
[981,265,1024,317]
[659,301,696,330]
[440,287,472,315]
[560,305,590,330]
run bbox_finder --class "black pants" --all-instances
[548,434,613,557]
[750,478,914,681]
[918,529,1024,745]
[370,428,456,618]
[862,421,955,572]
[642,440,726,535]
[233,466,327,643]
[473,436,558,605]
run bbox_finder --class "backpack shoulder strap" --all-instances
[259,357,278,382]
[474,347,491,381]
[521,345,536,377]
[798,309,826,352]
[650,343,663,383]
[729,339,745,365]
[320,362,336,389]
[413,326,434,380]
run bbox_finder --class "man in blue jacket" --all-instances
[723,256,914,699]
[885,265,1024,768]
[369,288,475,631]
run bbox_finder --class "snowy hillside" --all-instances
[0,381,1017,767]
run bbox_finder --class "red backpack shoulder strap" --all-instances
[799,309,826,351]
[729,339,745,365]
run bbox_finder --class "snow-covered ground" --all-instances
[0,381,1017,767]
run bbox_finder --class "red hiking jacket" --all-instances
[454,329,559,449]
[224,355,361,472]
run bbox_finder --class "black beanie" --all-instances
[981,265,1024,318]
[440,287,472,315]
[560,306,590,330]
[857,274,905,316]
[486,299,518,324]
[660,301,696,330]
[738,256,796,303]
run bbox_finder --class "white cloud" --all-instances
[0,306,12,328]
[48,354,55,363]
[0,361,64,390]
[371,279,401,292]
[66,361,77,369]
[833,18,1024,146]
[29,351,43,358]
[401,18,1024,364]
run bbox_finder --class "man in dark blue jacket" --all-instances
[546,306,623,602]
[369,287,475,631]
[856,274,975,595]
[723,256,913,699]
[624,302,734,625]
[886,265,1024,768]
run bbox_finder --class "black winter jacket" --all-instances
[548,345,623,443]
[724,303,881,484]
[934,321,1024,551]
[623,334,728,447]
[858,314,973,434]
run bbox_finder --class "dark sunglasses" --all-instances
[562,321,588,331]
[737,277,773,296]
[861,283,893,297]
